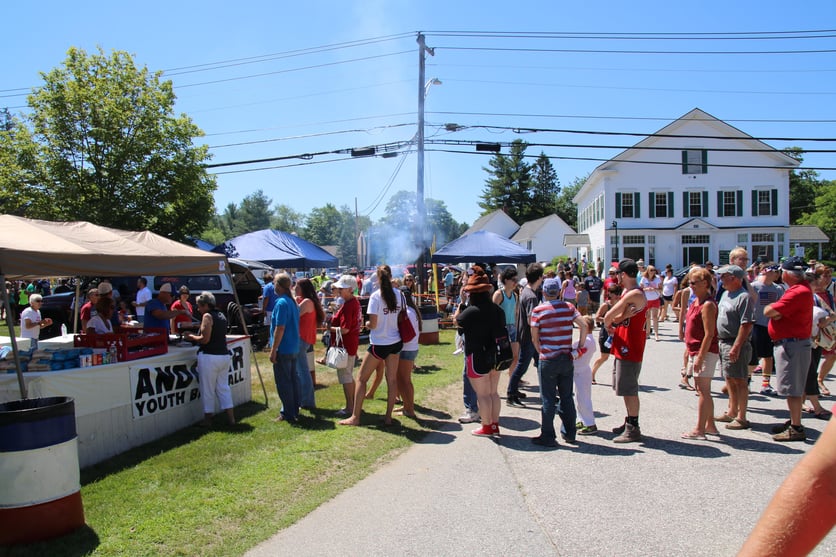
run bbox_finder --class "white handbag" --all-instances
[325,328,348,369]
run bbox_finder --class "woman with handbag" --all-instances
[339,265,404,427]
[455,266,503,438]
[328,275,361,418]
[813,265,836,396]
[396,287,422,418]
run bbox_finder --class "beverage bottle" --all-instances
[61,323,68,337]
[604,335,613,349]
[109,342,118,364]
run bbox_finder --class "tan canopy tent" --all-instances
[0,215,227,279]
[0,215,266,402]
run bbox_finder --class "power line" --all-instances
[425,138,836,153]
[424,29,836,39]
[428,110,836,124]
[436,45,836,55]
[207,122,416,149]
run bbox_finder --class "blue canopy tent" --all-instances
[213,229,337,268]
[430,230,536,264]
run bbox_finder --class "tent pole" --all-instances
[1,274,27,399]
[225,268,268,406]
[72,278,81,333]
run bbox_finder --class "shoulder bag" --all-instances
[398,292,417,343]
[325,328,348,369]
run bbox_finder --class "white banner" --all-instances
[129,342,249,420]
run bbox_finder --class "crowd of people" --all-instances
[451,250,833,449]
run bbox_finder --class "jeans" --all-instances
[508,339,538,396]
[462,360,478,412]
[296,340,316,408]
[538,355,576,441]
[273,353,299,421]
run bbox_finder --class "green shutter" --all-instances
[681,151,688,174]
[717,191,724,217]
[615,192,622,219]
[682,191,689,217]
[634,193,641,219]
[701,150,708,174]
[668,192,674,218]
[752,190,758,216]
[736,190,743,217]
[771,189,778,216]
[702,191,709,217]
[648,192,655,218]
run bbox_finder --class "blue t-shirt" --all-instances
[144,298,170,333]
[262,283,279,313]
[271,294,300,355]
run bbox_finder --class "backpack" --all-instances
[493,305,513,371]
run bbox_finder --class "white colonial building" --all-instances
[573,108,800,269]
[465,210,575,262]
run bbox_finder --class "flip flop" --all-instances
[681,431,706,440]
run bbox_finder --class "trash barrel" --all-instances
[419,305,440,345]
[0,397,85,545]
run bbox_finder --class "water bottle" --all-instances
[60,323,68,337]
[604,335,613,349]
[109,342,119,364]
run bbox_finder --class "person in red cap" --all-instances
[455,266,505,438]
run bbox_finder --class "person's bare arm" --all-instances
[186,313,213,345]
[531,325,541,354]
[603,289,646,330]
[738,413,836,556]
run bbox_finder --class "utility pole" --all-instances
[416,32,434,295]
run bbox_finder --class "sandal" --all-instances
[813,410,832,420]
[681,431,706,440]
[818,382,831,396]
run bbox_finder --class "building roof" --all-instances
[465,209,519,236]
[511,214,573,241]
[790,225,829,243]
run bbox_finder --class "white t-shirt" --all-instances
[640,276,662,301]
[662,275,678,297]
[136,286,152,316]
[20,307,41,339]
[367,288,403,346]
[87,315,113,334]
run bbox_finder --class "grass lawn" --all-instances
[6,330,463,557]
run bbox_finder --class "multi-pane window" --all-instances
[655,193,668,218]
[689,192,703,217]
[682,149,707,174]
[621,194,634,218]
[758,191,773,215]
[723,191,737,216]
[752,189,778,216]
[682,235,710,244]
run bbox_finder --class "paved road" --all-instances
[247,319,835,557]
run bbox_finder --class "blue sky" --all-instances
[2,1,835,230]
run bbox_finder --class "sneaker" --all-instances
[752,365,763,375]
[472,425,493,437]
[772,425,806,442]
[506,396,525,408]
[760,385,778,396]
[578,424,598,435]
[613,423,642,443]
[509,390,527,399]
[491,423,500,438]
[335,408,350,418]
[531,435,558,447]
[771,420,791,434]
[458,410,480,424]
[561,434,578,444]
[725,418,751,430]
[714,413,734,423]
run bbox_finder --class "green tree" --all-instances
[798,179,836,258]
[530,152,559,218]
[478,139,532,223]
[272,203,305,233]
[784,147,820,224]
[304,204,344,247]
[0,109,41,215]
[337,205,371,268]
[12,47,216,240]
[554,175,585,230]
[381,190,466,247]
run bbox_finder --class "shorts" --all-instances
[612,358,642,396]
[646,298,661,309]
[719,340,752,379]
[598,326,611,354]
[752,324,775,359]
[368,341,403,360]
[400,349,418,362]
[774,339,811,397]
[336,355,356,385]
[505,323,517,343]
[465,352,493,379]
[687,351,719,379]
[662,295,673,302]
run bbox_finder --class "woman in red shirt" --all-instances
[329,275,362,417]
[296,278,325,410]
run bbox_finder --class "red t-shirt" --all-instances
[171,300,193,329]
[80,301,93,323]
[685,298,719,355]
[331,296,361,356]
[768,281,813,340]
[297,298,318,346]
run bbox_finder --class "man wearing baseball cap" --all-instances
[144,283,190,333]
[764,256,814,442]
[603,258,648,443]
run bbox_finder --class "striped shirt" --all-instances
[530,300,579,360]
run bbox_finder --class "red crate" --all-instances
[74,327,168,362]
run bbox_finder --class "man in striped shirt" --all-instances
[530,277,588,447]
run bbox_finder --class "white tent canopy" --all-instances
[0,215,228,279]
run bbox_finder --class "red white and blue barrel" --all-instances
[0,397,85,545]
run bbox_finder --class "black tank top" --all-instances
[199,309,229,355]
